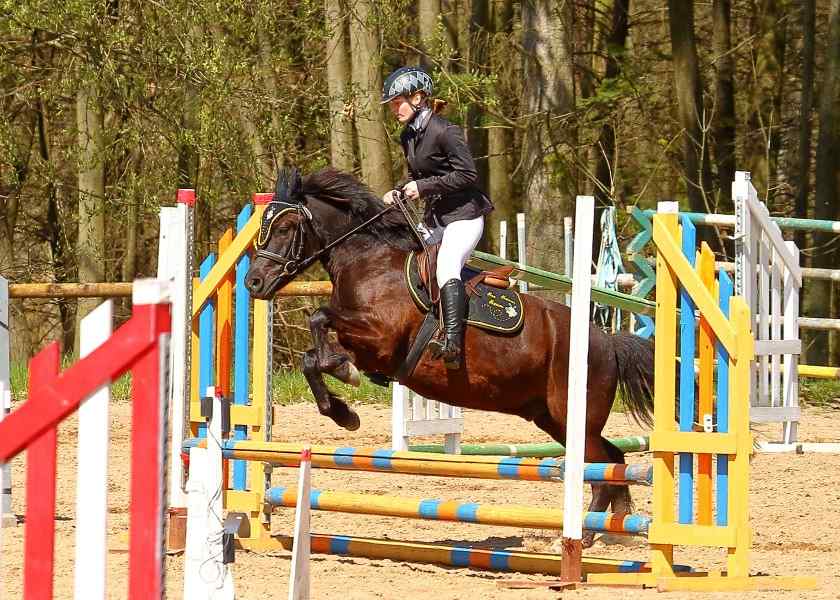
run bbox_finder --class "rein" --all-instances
[255,200,399,276]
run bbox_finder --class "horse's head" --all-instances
[245,168,320,298]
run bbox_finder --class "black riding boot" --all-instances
[429,279,467,369]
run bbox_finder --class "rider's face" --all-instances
[389,93,425,124]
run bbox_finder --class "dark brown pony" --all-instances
[245,167,655,545]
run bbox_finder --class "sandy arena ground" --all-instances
[1,400,838,599]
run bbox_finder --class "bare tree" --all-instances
[75,83,105,354]
[349,0,393,194]
[667,0,714,215]
[519,0,576,272]
[485,0,515,254]
[712,0,736,212]
[809,0,840,363]
[326,0,355,172]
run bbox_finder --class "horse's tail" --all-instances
[611,332,655,428]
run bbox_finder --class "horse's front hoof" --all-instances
[340,409,361,431]
[343,362,361,387]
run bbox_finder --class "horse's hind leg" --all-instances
[534,413,625,548]
[602,437,634,515]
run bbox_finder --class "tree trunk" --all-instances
[238,108,274,188]
[121,146,141,283]
[795,0,815,251]
[418,0,441,67]
[809,0,840,364]
[520,0,576,273]
[75,83,106,355]
[588,0,629,258]
[349,0,393,194]
[485,0,515,255]
[592,1,629,197]
[257,28,285,172]
[325,0,355,172]
[667,0,714,215]
[467,0,490,219]
[712,0,736,213]
[745,0,787,205]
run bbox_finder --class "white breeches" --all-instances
[435,216,485,286]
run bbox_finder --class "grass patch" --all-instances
[799,378,840,409]
[8,357,133,403]
[272,369,391,406]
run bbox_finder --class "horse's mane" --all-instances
[297,167,422,252]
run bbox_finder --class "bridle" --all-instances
[254,197,417,278]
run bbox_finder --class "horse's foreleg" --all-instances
[301,349,360,431]
[310,307,361,386]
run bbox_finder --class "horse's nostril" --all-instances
[247,276,262,292]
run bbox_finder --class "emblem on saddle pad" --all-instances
[404,252,525,334]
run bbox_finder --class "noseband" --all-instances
[254,201,315,278]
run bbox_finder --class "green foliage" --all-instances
[799,378,840,409]
[272,369,391,407]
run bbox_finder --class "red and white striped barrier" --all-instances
[0,279,171,600]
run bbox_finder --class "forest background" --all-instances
[1,0,839,370]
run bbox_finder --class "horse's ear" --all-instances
[274,167,304,202]
[290,168,303,199]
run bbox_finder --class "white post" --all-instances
[560,196,595,582]
[288,447,312,600]
[499,220,508,261]
[74,301,113,600]
[0,384,12,528]
[783,241,800,444]
[391,383,409,451]
[564,216,574,306]
[0,276,12,528]
[517,212,528,293]
[183,386,235,599]
[159,190,194,510]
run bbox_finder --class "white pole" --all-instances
[516,213,528,293]
[183,387,235,599]
[564,216,574,306]
[160,190,194,510]
[783,241,800,444]
[288,447,312,600]
[0,276,12,528]
[499,220,508,261]
[560,197,595,582]
[74,301,113,600]
[391,383,409,451]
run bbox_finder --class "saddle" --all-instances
[405,248,524,334]
[390,248,525,381]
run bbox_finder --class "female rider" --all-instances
[381,66,493,370]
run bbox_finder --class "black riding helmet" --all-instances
[380,66,434,104]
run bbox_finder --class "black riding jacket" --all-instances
[400,112,493,228]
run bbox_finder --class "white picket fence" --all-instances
[734,171,803,444]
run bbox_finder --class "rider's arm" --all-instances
[414,123,477,197]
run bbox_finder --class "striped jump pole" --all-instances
[407,435,650,457]
[268,486,651,535]
[183,439,652,485]
[271,533,692,578]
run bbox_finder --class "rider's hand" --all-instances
[403,181,420,201]
[382,190,396,205]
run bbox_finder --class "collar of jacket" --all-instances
[408,107,432,132]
